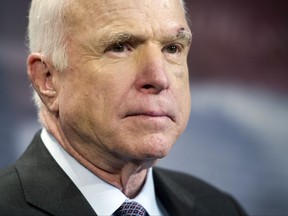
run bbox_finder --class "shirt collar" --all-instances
[41,128,162,215]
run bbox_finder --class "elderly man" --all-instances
[0,0,247,215]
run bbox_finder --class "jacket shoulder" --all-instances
[0,132,51,215]
[153,167,248,216]
[0,165,30,214]
[0,165,21,198]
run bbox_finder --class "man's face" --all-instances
[57,0,191,161]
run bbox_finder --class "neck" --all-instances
[41,110,153,198]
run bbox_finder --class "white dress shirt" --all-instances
[41,129,163,216]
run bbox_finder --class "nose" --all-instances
[135,45,170,94]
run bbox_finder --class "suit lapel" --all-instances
[15,131,96,216]
[153,167,196,215]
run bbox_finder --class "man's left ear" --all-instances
[27,53,59,113]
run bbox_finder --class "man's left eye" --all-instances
[163,44,182,54]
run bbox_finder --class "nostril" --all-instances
[142,84,154,89]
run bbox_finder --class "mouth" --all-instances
[125,111,175,122]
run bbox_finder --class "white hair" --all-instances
[28,0,70,71]
[28,0,187,111]
[28,0,71,111]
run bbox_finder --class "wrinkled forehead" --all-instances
[64,0,186,29]
[68,0,185,11]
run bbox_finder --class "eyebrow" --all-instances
[162,28,193,46]
[97,32,145,49]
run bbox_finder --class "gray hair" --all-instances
[28,0,187,111]
[28,0,71,111]
[28,0,70,71]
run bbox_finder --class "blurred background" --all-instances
[1,0,287,215]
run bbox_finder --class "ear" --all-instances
[27,53,59,113]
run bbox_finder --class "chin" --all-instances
[139,149,167,160]
[138,135,174,160]
[131,150,168,169]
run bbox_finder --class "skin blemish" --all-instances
[176,27,192,46]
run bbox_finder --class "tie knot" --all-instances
[114,201,149,216]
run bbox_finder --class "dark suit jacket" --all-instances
[0,131,247,215]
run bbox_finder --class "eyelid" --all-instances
[162,43,184,54]
[104,41,129,52]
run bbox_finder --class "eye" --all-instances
[105,42,133,58]
[111,43,125,52]
[163,44,183,54]
[106,42,132,53]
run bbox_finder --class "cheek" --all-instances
[57,72,102,125]
[183,89,191,126]
[183,77,191,112]
[175,71,191,129]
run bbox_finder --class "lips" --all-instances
[125,110,175,122]
[122,97,177,123]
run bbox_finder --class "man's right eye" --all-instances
[111,43,125,52]
[106,42,132,53]
[104,42,133,58]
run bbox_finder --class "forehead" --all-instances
[65,0,187,31]
[70,0,184,13]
